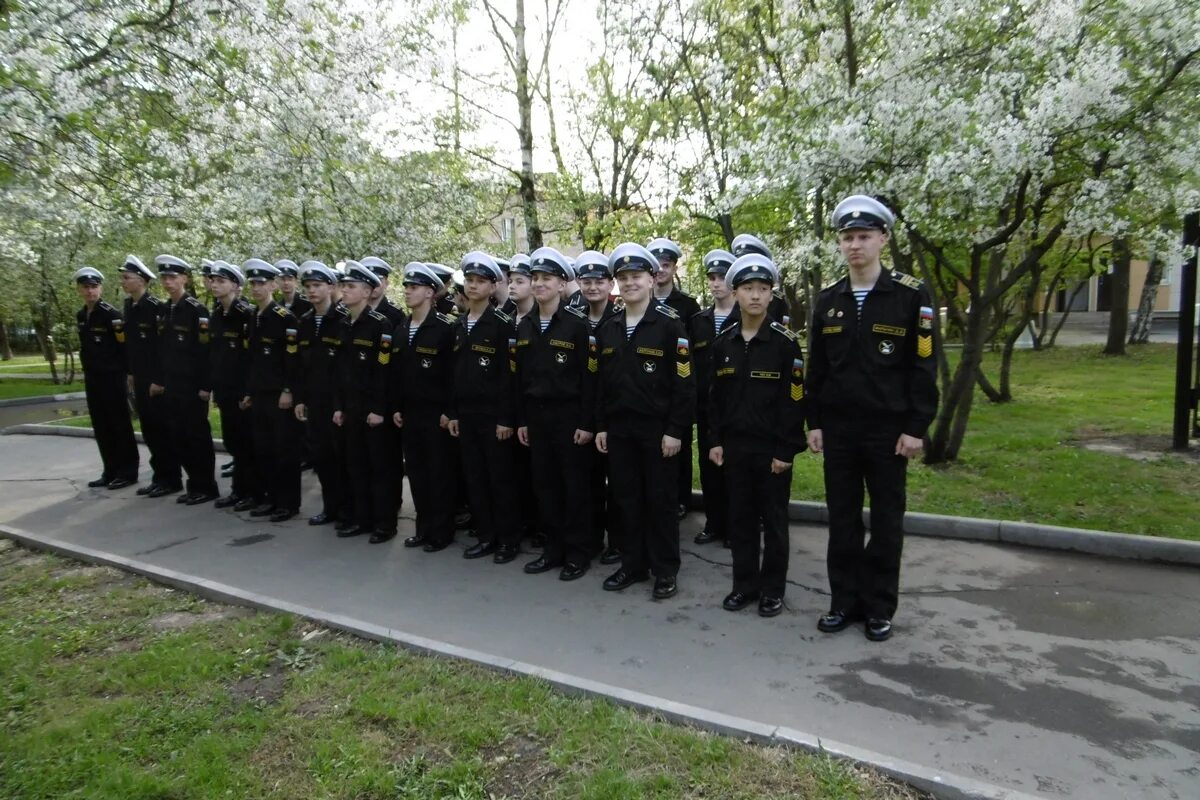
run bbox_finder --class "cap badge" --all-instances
[878,340,895,355]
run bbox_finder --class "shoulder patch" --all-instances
[274,305,289,316]
[367,310,387,323]
[145,294,162,305]
[714,321,741,339]
[185,296,203,308]
[493,308,513,324]
[333,305,351,318]
[770,321,798,341]
[655,304,680,319]
[892,271,923,290]
[435,312,455,325]
[562,305,586,319]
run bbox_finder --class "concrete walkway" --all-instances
[0,434,1196,800]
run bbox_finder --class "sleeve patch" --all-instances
[676,337,689,357]
[918,335,933,358]
[919,306,934,330]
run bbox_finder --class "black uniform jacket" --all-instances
[392,311,454,416]
[295,304,350,407]
[334,307,392,416]
[243,301,299,397]
[654,287,700,323]
[208,297,254,395]
[595,304,695,439]
[158,295,211,392]
[77,301,127,374]
[513,303,596,433]
[449,305,516,426]
[282,294,313,319]
[123,293,163,382]
[805,269,938,439]
[374,296,408,329]
[707,319,807,461]
[689,305,739,411]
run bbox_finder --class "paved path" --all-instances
[1,434,1196,800]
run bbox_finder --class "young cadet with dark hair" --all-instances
[807,195,939,643]
[595,243,695,601]
[646,237,702,522]
[206,261,260,511]
[333,261,397,542]
[513,247,597,581]
[74,267,140,490]
[294,261,349,527]
[447,252,521,564]
[574,249,622,564]
[506,254,540,544]
[392,262,457,552]
[731,234,791,326]
[689,249,738,547]
[274,259,314,318]
[708,254,807,619]
[155,254,220,505]
[240,259,302,522]
[119,255,179,497]
[361,256,408,524]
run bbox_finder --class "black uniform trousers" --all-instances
[250,392,301,511]
[165,388,216,495]
[458,413,519,548]
[607,421,680,578]
[725,448,791,598]
[822,417,907,619]
[676,434,694,511]
[512,432,538,537]
[696,413,728,540]
[306,395,344,520]
[402,407,455,544]
[215,391,258,501]
[526,400,592,566]
[84,370,139,482]
[132,377,178,488]
[344,407,396,534]
[589,448,619,554]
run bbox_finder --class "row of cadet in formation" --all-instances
[72,194,938,641]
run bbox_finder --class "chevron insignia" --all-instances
[790,382,804,401]
[918,334,932,358]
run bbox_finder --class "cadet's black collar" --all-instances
[837,268,894,294]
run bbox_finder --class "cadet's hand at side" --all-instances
[367,412,384,427]
[496,425,512,441]
[447,419,460,437]
[895,433,923,459]
[278,391,293,411]
[150,383,165,397]
[517,426,529,446]
[392,411,403,428]
[332,410,344,426]
[198,390,210,401]
[573,429,593,446]
[294,403,307,422]
[662,435,681,458]
[595,432,608,454]
[709,446,724,466]
[807,429,823,454]
[770,458,792,474]
[239,395,252,411]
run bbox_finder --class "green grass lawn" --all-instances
[0,378,84,399]
[0,354,57,368]
[786,344,1200,539]
[0,542,921,800]
[54,406,224,437]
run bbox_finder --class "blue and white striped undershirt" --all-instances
[539,317,550,333]
[408,322,419,344]
[713,312,728,333]
[852,288,870,317]
[465,317,478,333]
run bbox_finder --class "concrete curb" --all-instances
[0,391,86,408]
[0,523,1043,800]
[4,425,1196,567]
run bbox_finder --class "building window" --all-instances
[501,217,515,245]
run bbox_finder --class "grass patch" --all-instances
[0,378,84,400]
[0,542,924,800]
[51,407,224,437]
[784,344,1200,539]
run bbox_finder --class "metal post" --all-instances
[1173,213,1199,450]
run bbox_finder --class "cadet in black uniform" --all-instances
[332,262,397,542]
[647,238,701,520]
[448,252,521,563]
[731,234,791,326]
[506,254,539,543]
[206,261,259,510]
[74,267,139,489]
[708,254,807,618]
[240,259,302,522]
[294,261,349,526]
[492,255,513,312]
[595,243,695,600]
[363,256,408,519]
[574,250,622,563]
[807,195,939,642]
[155,255,219,505]
[392,262,456,551]
[690,249,738,546]
[275,259,314,318]
[119,255,179,496]
[513,247,596,581]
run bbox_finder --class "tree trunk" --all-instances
[1128,252,1163,345]
[0,318,13,360]
[513,0,543,250]
[1103,237,1131,355]
[926,303,989,463]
